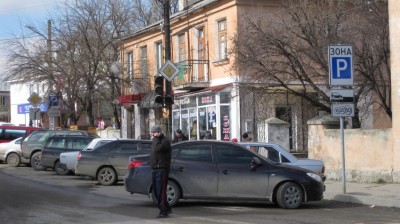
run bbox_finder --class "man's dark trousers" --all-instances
[152,170,170,215]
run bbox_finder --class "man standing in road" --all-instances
[150,125,172,218]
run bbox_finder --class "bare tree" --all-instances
[233,0,390,128]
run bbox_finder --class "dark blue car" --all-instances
[124,140,324,209]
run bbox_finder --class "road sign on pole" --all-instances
[329,45,353,86]
[27,92,42,107]
[159,60,180,82]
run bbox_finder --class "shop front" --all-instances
[172,86,236,141]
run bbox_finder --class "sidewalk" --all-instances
[323,179,400,208]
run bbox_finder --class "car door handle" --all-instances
[221,170,230,175]
[177,167,186,172]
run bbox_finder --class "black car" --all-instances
[124,140,325,209]
[40,135,96,174]
[75,139,152,186]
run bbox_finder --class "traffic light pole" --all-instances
[162,0,173,138]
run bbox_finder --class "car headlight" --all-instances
[307,172,323,182]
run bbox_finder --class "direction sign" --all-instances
[329,45,353,86]
[48,91,60,108]
[27,92,42,107]
[331,103,354,117]
[159,60,180,82]
[330,89,354,103]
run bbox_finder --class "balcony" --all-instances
[173,60,210,90]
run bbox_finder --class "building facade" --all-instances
[118,0,390,151]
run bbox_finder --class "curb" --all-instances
[324,192,400,208]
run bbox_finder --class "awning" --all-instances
[139,92,162,109]
[174,84,231,97]
[118,94,143,106]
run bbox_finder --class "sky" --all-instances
[0,0,64,90]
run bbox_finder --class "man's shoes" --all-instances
[156,213,169,218]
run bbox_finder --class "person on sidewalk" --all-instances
[150,125,172,218]
[172,128,188,143]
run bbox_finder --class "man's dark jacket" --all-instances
[150,133,172,171]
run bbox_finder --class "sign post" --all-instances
[329,45,354,194]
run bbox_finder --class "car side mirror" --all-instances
[251,157,262,171]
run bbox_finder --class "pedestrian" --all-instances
[150,125,172,218]
[242,132,249,141]
[172,128,189,143]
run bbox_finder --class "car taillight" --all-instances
[77,152,81,161]
[128,160,143,169]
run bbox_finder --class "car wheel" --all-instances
[7,153,21,167]
[97,167,117,186]
[276,182,303,209]
[31,152,46,171]
[151,181,180,207]
[54,160,70,175]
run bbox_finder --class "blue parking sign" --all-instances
[329,45,353,86]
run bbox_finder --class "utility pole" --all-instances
[162,0,173,138]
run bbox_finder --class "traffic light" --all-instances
[164,95,174,105]
[154,76,164,104]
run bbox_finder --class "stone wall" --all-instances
[308,115,399,183]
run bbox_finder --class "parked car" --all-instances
[0,125,41,143]
[239,142,326,180]
[21,130,99,171]
[75,139,152,186]
[124,140,324,209]
[40,135,96,175]
[0,137,23,167]
[58,138,115,174]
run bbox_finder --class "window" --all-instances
[216,144,253,164]
[47,138,67,149]
[155,42,163,71]
[127,52,133,81]
[139,46,148,78]
[178,34,186,61]
[218,19,227,60]
[68,138,92,150]
[197,27,205,80]
[1,96,6,106]
[177,144,213,163]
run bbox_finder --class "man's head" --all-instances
[175,128,183,137]
[150,125,162,137]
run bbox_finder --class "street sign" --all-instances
[47,108,60,117]
[48,91,60,108]
[29,108,41,120]
[330,89,354,103]
[159,60,180,82]
[329,45,353,86]
[331,103,355,117]
[27,92,42,107]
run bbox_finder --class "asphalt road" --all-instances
[1,164,400,224]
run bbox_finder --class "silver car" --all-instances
[239,142,325,180]
[75,139,152,185]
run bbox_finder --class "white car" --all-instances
[0,137,24,167]
[239,142,326,180]
[58,138,115,174]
